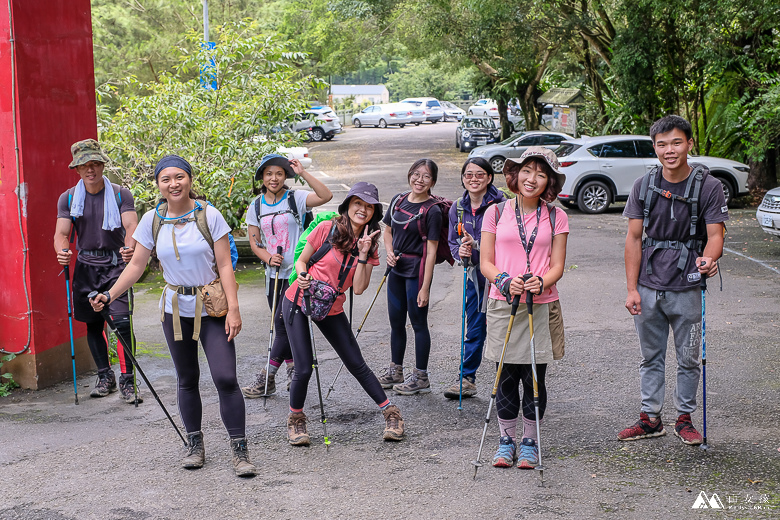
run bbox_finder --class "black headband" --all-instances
[154,155,192,179]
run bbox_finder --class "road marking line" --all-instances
[313,170,330,178]
[723,247,780,275]
[340,183,350,190]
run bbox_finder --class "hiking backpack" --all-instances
[289,211,339,284]
[637,164,707,276]
[389,191,455,273]
[66,184,123,243]
[493,199,558,238]
[152,201,238,270]
[253,188,314,234]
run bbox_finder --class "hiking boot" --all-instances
[118,373,144,404]
[392,368,431,395]
[230,437,257,477]
[90,368,117,398]
[287,412,310,446]
[181,431,205,469]
[674,414,703,445]
[377,362,403,389]
[443,376,477,399]
[382,405,405,441]
[617,412,666,441]
[492,436,516,468]
[517,438,539,469]
[286,361,295,392]
[241,368,275,398]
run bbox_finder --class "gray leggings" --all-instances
[634,285,702,417]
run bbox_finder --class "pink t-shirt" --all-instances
[481,200,569,304]
[285,221,380,315]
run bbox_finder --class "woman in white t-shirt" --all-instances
[90,155,255,478]
[241,154,332,399]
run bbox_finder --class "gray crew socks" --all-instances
[498,418,518,440]
[522,416,542,442]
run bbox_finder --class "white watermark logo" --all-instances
[692,491,724,509]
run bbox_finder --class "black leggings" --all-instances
[496,363,547,421]
[282,297,388,411]
[387,271,430,370]
[161,313,245,438]
[86,316,133,374]
[266,278,293,363]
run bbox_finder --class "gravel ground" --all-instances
[2,123,779,519]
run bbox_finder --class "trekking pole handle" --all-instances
[87,290,111,310]
[522,273,534,308]
[275,245,283,273]
[385,250,401,276]
[458,224,470,268]
[511,294,521,315]
[700,260,707,291]
[301,272,312,317]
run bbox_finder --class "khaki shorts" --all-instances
[549,300,565,360]
[485,298,553,365]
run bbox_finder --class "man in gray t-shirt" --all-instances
[53,139,141,404]
[618,116,727,447]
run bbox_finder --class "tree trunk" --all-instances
[496,98,510,140]
[520,46,558,131]
[582,36,607,127]
[748,148,778,191]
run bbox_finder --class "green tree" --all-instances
[98,21,325,229]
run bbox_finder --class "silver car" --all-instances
[756,187,780,237]
[441,101,466,121]
[468,131,574,173]
[302,106,343,141]
[555,135,750,213]
[400,98,445,123]
[352,104,413,128]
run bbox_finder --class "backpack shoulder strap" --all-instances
[640,167,658,229]
[546,203,557,236]
[152,202,166,246]
[253,194,263,223]
[111,183,122,205]
[193,202,214,250]
[688,168,704,238]
[307,219,337,268]
[287,189,302,227]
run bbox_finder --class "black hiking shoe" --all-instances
[119,373,143,404]
[90,368,117,398]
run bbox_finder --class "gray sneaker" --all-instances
[392,368,431,395]
[443,376,476,399]
[377,363,403,389]
[182,431,205,469]
[119,373,144,404]
[230,437,256,477]
[241,368,275,398]
[90,368,117,398]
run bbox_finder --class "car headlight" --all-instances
[735,166,750,172]
[462,131,471,138]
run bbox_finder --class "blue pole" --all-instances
[700,267,709,450]
[458,264,468,411]
[63,262,79,405]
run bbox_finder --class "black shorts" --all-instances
[72,260,129,322]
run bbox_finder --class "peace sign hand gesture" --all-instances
[357,226,380,258]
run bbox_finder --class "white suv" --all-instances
[757,187,780,236]
[293,106,343,141]
[555,135,750,214]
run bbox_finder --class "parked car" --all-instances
[406,105,426,125]
[400,98,444,123]
[352,104,412,128]
[468,99,498,117]
[468,99,525,132]
[441,101,466,121]
[756,187,780,237]
[295,105,343,141]
[468,131,574,173]
[456,116,500,152]
[554,135,751,214]
[277,146,312,170]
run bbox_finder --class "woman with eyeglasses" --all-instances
[379,159,443,395]
[443,157,505,400]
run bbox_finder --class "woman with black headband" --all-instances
[242,154,332,398]
[90,155,256,477]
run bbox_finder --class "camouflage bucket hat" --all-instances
[68,139,110,169]
[503,146,566,188]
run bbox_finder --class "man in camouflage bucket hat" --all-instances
[54,139,143,404]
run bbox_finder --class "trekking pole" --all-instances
[88,291,187,447]
[524,274,545,485]
[458,225,470,411]
[302,276,331,450]
[62,252,79,405]
[700,261,709,451]
[471,293,521,480]
[128,286,140,407]
[263,246,283,409]
[324,250,400,399]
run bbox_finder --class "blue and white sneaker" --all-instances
[491,436,516,468]
[517,437,539,469]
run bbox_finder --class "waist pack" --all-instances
[300,279,339,321]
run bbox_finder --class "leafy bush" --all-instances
[0,354,19,397]
[98,21,326,229]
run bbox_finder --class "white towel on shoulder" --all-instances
[69,176,123,231]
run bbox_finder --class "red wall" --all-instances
[0,1,95,375]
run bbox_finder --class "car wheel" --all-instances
[309,127,325,142]
[431,119,437,124]
[399,124,406,128]
[577,180,611,214]
[455,137,459,149]
[414,122,420,126]
[460,142,468,153]
[324,135,334,141]
[489,156,506,173]
[468,110,474,115]
[378,119,387,128]
[715,176,733,206]
[353,119,361,128]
